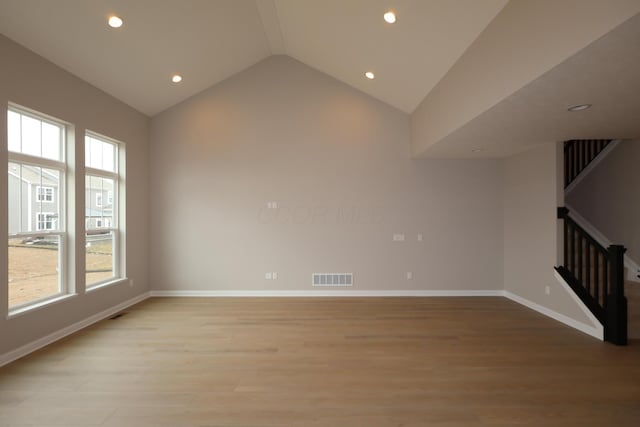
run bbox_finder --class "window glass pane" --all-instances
[41,122,61,161]
[86,230,114,286]
[39,168,60,232]
[85,136,91,167]
[21,115,41,157]
[91,137,102,169]
[8,162,23,235]
[86,135,116,172]
[7,110,20,152]
[8,110,64,160]
[8,165,61,234]
[86,175,114,228]
[9,236,61,308]
[102,141,115,172]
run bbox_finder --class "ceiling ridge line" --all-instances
[255,0,286,55]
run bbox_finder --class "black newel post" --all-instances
[605,245,627,345]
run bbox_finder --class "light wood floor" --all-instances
[1,297,639,427]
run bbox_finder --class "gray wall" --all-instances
[150,56,504,293]
[1,40,603,358]
[566,140,640,264]
[0,34,150,355]
[503,142,592,325]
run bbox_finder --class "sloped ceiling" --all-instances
[425,12,640,158]
[0,0,507,116]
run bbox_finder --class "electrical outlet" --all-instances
[272,272,278,280]
[129,279,134,287]
[265,272,272,280]
[406,272,413,280]
[545,285,550,295]
[393,234,405,241]
[417,234,423,241]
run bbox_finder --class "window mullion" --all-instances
[85,167,117,180]
[8,151,65,170]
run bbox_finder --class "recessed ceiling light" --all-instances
[171,74,183,83]
[365,71,375,80]
[107,15,123,28]
[567,104,592,112]
[383,11,397,24]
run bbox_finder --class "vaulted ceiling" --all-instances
[2,1,640,159]
[0,0,507,116]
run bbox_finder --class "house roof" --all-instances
[8,164,59,186]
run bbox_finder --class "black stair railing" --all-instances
[564,139,612,188]
[556,207,627,345]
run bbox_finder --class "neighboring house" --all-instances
[8,164,113,235]
[8,164,60,234]
[85,179,114,230]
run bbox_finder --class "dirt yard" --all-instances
[9,239,113,307]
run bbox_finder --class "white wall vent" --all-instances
[312,273,353,287]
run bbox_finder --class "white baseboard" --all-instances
[503,290,603,340]
[0,292,150,368]
[149,289,503,297]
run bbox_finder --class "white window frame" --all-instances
[85,131,124,289]
[36,212,57,231]
[36,185,54,203]
[7,105,69,311]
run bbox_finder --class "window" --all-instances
[36,186,54,202]
[36,212,56,231]
[7,107,67,309]
[85,133,123,288]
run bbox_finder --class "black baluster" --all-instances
[578,234,583,286]
[594,250,600,305]
[586,243,591,296]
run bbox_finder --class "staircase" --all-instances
[557,139,634,345]
[564,139,612,188]
[556,207,627,344]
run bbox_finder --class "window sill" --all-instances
[87,277,128,293]
[8,293,78,320]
